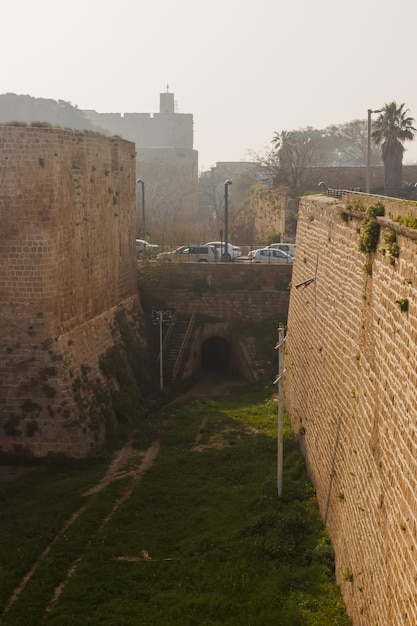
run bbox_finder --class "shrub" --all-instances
[359,219,380,253]
[395,298,409,313]
[366,200,385,218]
[383,228,400,264]
[345,198,364,212]
[394,212,417,229]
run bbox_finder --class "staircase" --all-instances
[164,313,196,382]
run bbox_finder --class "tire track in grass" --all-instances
[1,425,166,622]
[43,427,165,619]
[2,377,235,622]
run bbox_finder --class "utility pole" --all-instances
[151,310,173,391]
[366,109,372,194]
[136,179,145,239]
[366,108,380,194]
[223,180,232,261]
[274,324,286,497]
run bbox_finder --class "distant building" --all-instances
[83,90,198,232]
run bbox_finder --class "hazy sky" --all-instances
[2,0,417,170]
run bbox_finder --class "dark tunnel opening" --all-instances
[201,336,231,372]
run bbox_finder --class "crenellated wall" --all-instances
[284,193,417,625]
[0,125,141,456]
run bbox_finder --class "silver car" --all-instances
[251,248,294,264]
[157,245,218,263]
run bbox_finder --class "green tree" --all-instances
[371,102,416,197]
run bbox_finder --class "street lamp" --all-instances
[274,324,286,497]
[366,109,380,194]
[151,310,173,391]
[223,180,232,261]
[136,179,145,239]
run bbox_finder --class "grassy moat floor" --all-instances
[0,381,351,625]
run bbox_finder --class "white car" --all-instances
[251,248,294,264]
[205,241,241,261]
[136,239,159,256]
[247,248,263,260]
[268,243,295,257]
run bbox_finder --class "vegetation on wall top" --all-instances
[358,201,385,254]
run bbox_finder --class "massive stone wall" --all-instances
[83,93,199,222]
[284,194,417,625]
[0,125,141,456]
[137,262,292,322]
[249,187,298,243]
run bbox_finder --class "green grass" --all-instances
[0,384,351,625]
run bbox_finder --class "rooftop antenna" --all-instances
[166,83,169,92]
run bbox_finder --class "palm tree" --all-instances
[371,102,416,197]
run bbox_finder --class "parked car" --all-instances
[267,243,296,257]
[136,239,159,256]
[205,241,241,261]
[251,248,294,264]
[157,244,218,263]
[247,248,263,261]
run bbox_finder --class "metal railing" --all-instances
[325,188,363,199]
[171,312,196,383]
[325,187,417,201]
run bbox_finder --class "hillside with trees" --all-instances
[0,93,104,132]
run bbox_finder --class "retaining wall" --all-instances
[284,193,417,625]
[137,261,292,322]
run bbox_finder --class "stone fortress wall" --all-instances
[0,125,140,456]
[3,122,417,620]
[137,261,292,323]
[83,92,199,221]
[84,92,193,151]
[284,193,417,625]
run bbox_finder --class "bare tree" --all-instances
[198,162,259,237]
[247,146,280,187]
[271,129,320,193]
[324,119,382,166]
[136,156,198,240]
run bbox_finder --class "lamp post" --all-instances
[151,310,173,391]
[223,180,232,261]
[274,324,286,497]
[136,179,145,239]
[366,109,380,194]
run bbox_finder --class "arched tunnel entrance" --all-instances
[175,322,257,384]
[201,336,231,373]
